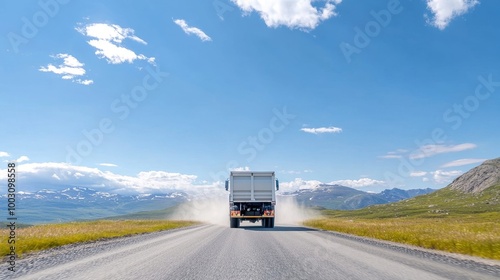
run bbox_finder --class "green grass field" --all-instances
[0,220,197,257]
[304,185,500,260]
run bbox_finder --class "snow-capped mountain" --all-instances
[4,187,188,224]
[280,184,436,210]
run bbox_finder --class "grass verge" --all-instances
[0,220,197,257]
[304,185,500,260]
[304,216,500,260]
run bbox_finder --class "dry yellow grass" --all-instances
[0,220,197,257]
[304,216,500,260]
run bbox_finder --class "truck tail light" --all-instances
[230,211,241,217]
[263,210,274,217]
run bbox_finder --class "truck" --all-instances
[225,171,279,228]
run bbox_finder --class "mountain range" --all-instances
[8,187,188,224]
[340,157,500,218]
[282,185,435,210]
[4,185,435,224]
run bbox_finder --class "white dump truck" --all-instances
[225,171,279,228]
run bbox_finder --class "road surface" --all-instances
[4,223,500,279]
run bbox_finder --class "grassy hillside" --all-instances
[17,199,184,224]
[105,206,179,220]
[322,184,500,219]
[304,185,500,260]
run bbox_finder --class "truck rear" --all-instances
[225,171,279,228]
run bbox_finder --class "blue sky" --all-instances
[1,0,499,194]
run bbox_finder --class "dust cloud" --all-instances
[276,196,319,225]
[170,195,319,226]
[169,196,229,226]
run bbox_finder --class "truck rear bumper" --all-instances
[230,210,274,218]
[230,216,275,219]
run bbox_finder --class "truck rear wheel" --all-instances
[262,218,273,228]
[230,218,240,228]
[263,218,270,228]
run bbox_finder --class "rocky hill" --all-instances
[448,157,500,193]
[343,158,500,218]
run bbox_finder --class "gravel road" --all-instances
[2,223,500,279]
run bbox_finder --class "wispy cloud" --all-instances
[99,163,118,167]
[77,23,155,65]
[0,151,10,157]
[379,154,402,159]
[173,19,212,42]
[379,149,408,159]
[426,0,479,30]
[441,158,486,168]
[281,169,313,175]
[300,126,342,134]
[39,54,93,85]
[231,0,342,30]
[410,143,476,159]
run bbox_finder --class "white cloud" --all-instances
[76,79,93,85]
[231,0,342,30]
[300,126,342,134]
[173,19,212,42]
[39,54,93,85]
[77,23,155,64]
[410,171,427,177]
[16,156,30,163]
[0,151,10,157]
[426,0,479,30]
[231,166,250,171]
[280,178,322,192]
[1,162,221,195]
[441,158,486,168]
[329,178,385,188]
[99,163,118,167]
[379,154,402,159]
[432,170,463,184]
[410,143,476,159]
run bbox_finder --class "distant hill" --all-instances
[281,184,435,210]
[448,157,500,193]
[325,157,500,218]
[3,187,187,224]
